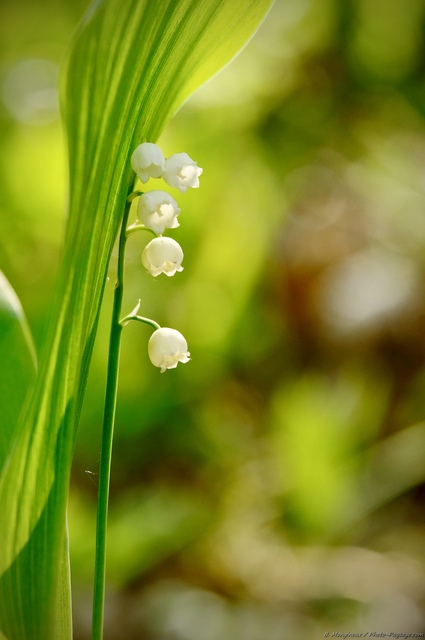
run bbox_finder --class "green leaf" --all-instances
[0,0,274,638]
[0,276,73,640]
[0,271,36,470]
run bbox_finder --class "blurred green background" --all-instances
[2,0,425,637]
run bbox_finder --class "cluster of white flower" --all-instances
[129,142,202,372]
[131,142,202,192]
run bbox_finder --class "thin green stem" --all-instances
[120,312,161,330]
[91,195,132,640]
[126,222,157,238]
[127,189,143,203]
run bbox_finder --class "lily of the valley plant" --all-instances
[0,0,273,638]
[92,142,198,638]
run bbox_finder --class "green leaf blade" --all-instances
[0,271,36,470]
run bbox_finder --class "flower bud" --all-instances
[138,190,181,235]
[148,327,190,372]
[131,142,165,183]
[163,152,203,193]
[142,237,184,277]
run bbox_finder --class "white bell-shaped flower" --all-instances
[131,142,165,183]
[142,237,184,277]
[138,190,181,235]
[163,152,203,193]
[148,327,190,373]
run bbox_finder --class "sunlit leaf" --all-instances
[0,275,71,638]
[0,271,36,469]
[0,0,274,637]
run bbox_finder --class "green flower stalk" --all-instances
[92,142,197,639]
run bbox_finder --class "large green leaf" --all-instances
[0,271,36,469]
[0,0,273,638]
[0,275,72,639]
